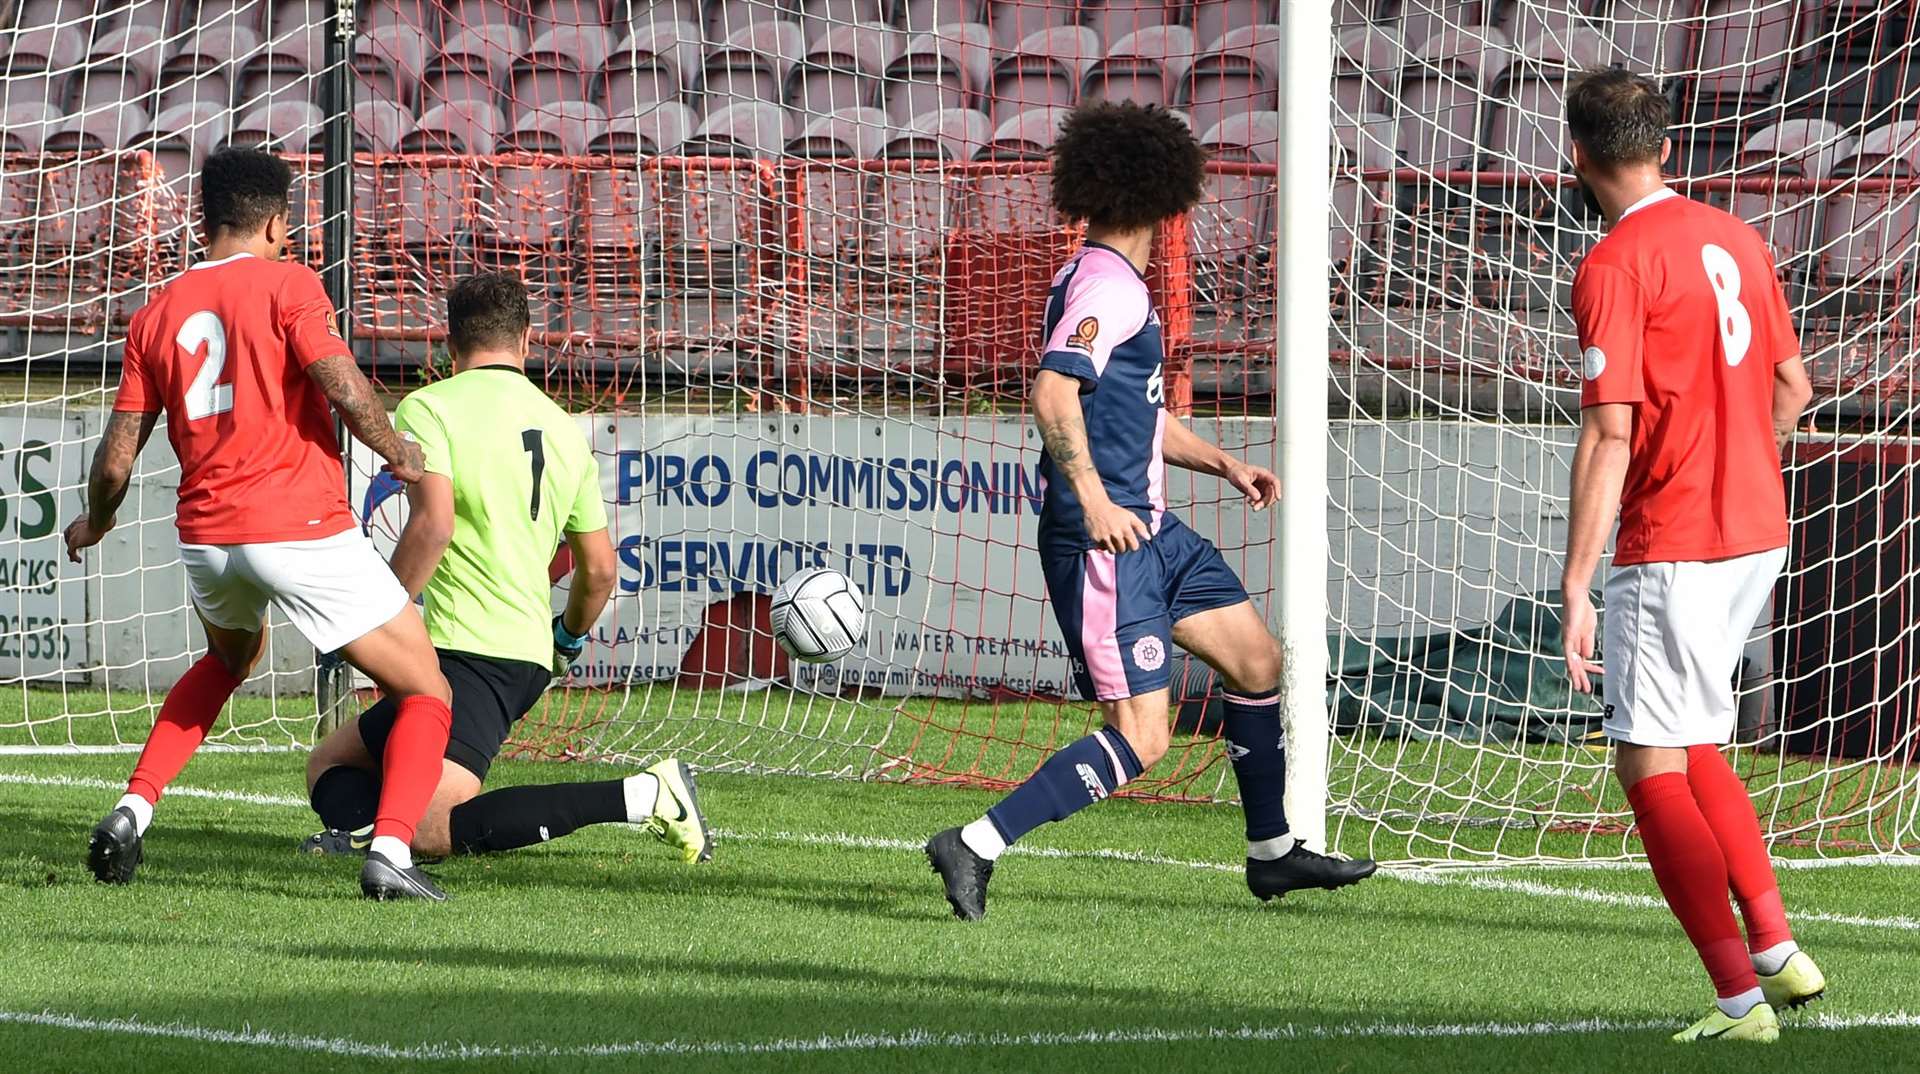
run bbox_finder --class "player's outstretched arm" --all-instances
[306,355,426,482]
[1561,402,1633,694]
[1772,355,1812,455]
[64,409,159,562]
[388,473,455,599]
[560,527,617,637]
[1160,415,1279,509]
[1032,369,1148,553]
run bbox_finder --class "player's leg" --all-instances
[927,546,1162,921]
[1605,560,1776,1043]
[301,708,385,853]
[88,545,268,884]
[249,529,452,899]
[1164,520,1375,899]
[1679,549,1820,1009]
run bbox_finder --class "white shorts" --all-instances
[1601,546,1787,748]
[180,528,411,655]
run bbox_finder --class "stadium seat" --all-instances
[230,100,325,150]
[424,22,527,112]
[134,100,230,186]
[237,32,320,110]
[616,0,699,28]
[155,26,262,114]
[1083,25,1193,108]
[979,104,1068,159]
[3,25,85,112]
[990,26,1099,129]
[703,0,780,43]
[1725,119,1855,274]
[529,0,608,37]
[797,0,890,47]
[1331,0,1373,27]
[98,0,185,34]
[1191,0,1275,59]
[353,25,428,112]
[1605,0,1703,74]
[700,23,805,112]
[366,0,439,36]
[511,25,614,117]
[401,100,504,246]
[1395,24,1509,173]
[1495,0,1594,45]
[1078,0,1173,48]
[270,0,326,39]
[786,21,899,113]
[786,106,889,158]
[1397,0,1484,50]
[885,105,992,159]
[593,101,697,151]
[0,102,62,152]
[897,0,985,33]
[491,102,605,247]
[788,107,888,257]
[193,0,266,35]
[1484,27,1610,180]
[600,21,699,113]
[411,98,507,152]
[883,24,992,123]
[1819,120,1920,286]
[667,105,787,284]
[1190,109,1277,309]
[1333,24,1403,119]
[986,0,1077,50]
[352,97,415,151]
[44,104,154,153]
[1695,0,1799,103]
[75,26,168,112]
[1183,24,1279,141]
[687,99,794,155]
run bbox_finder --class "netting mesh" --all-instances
[2,0,1917,863]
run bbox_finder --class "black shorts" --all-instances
[357,649,551,781]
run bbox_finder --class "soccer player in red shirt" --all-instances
[63,147,456,900]
[1559,71,1822,1042]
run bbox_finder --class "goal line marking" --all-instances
[2,1007,1915,1061]
[2,769,1915,932]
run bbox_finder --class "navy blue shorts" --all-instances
[1041,514,1250,702]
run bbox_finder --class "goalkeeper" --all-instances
[303,272,711,866]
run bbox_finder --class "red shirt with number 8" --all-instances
[112,252,356,545]
[1572,190,1799,567]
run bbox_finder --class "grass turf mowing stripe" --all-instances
[6,768,1918,933]
[5,1007,1918,1060]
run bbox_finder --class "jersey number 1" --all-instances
[521,429,545,521]
[1700,244,1752,367]
[178,310,233,421]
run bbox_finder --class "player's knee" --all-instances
[412,820,453,860]
[1230,636,1284,696]
[1114,719,1170,769]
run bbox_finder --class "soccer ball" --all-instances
[770,568,867,663]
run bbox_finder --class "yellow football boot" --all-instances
[644,757,714,863]
[1759,951,1826,1011]
[1672,1002,1779,1044]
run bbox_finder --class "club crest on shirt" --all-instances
[1582,346,1606,380]
[1130,635,1165,672]
[326,319,343,339]
[1066,317,1099,353]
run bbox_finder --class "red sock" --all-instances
[126,656,244,804]
[1688,744,1793,953]
[1627,772,1758,999]
[371,695,452,845]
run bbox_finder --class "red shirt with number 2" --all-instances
[1572,190,1799,567]
[113,253,356,545]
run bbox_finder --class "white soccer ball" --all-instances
[770,567,867,664]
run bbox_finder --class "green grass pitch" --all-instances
[1,740,1917,1070]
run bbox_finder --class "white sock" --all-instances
[1716,987,1766,1019]
[116,793,153,837]
[1752,939,1800,976]
[959,817,1006,861]
[1248,833,1296,860]
[369,835,412,869]
[622,773,661,823]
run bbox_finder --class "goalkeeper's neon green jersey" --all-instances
[394,366,607,666]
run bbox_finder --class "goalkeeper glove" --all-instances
[552,615,589,678]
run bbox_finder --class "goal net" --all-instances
[2,0,1917,865]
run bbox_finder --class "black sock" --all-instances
[310,765,381,831]
[447,780,628,855]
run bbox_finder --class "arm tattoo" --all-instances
[306,355,403,460]
[1039,409,1093,479]
[86,410,156,527]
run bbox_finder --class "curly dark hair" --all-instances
[1566,68,1669,168]
[446,271,531,356]
[199,146,292,237]
[1050,102,1206,231]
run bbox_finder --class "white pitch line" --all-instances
[2,1007,1916,1062]
[3,769,1916,931]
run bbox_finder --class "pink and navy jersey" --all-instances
[1035,243,1167,550]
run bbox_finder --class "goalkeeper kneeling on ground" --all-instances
[303,272,712,868]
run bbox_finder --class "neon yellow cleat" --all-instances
[644,757,713,864]
[1672,1002,1779,1044]
[1759,951,1826,1011]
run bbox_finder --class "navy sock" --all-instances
[447,779,627,855]
[985,726,1144,847]
[309,765,380,831]
[1222,687,1289,841]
